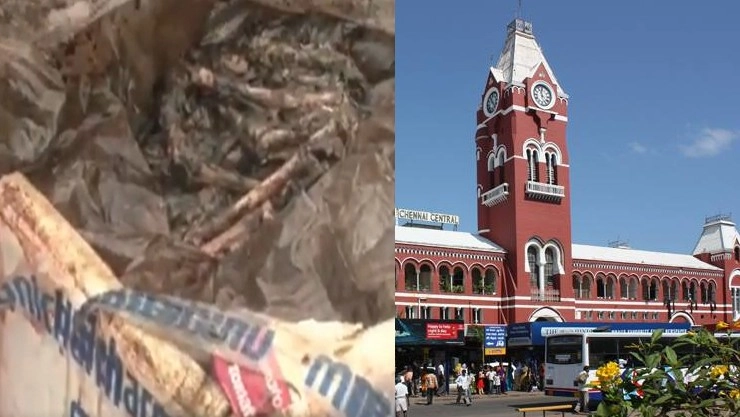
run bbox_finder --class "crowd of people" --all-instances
[395,359,546,415]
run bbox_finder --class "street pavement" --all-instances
[401,391,582,417]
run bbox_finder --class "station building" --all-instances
[394,18,740,366]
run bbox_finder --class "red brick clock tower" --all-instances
[475,19,574,322]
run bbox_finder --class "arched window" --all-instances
[472,268,484,294]
[572,274,581,299]
[605,275,616,299]
[700,282,708,304]
[649,279,658,300]
[498,152,506,185]
[526,149,539,182]
[641,278,649,300]
[419,264,432,292]
[596,274,606,299]
[546,153,558,185]
[689,281,697,304]
[452,267,465,293]
[709,281,717,304]
[735,246,740,262]
[619,277,628,299]
[544,248,555,287]
[484,268,498,295]
[573,274,591,299]
[439,265,451,292]
[404,264,417,291]
[528,246,538,288]
[487,153,497,188]
[582,275,592,299]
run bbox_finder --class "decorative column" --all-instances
[432,267,441,294]
[464,266,474,294]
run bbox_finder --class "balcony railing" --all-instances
[531,288,561,302]
[481,183,509,206]
[525,181,565,201]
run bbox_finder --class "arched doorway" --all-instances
[529,307,564,322]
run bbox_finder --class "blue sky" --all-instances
[396,1,740,254]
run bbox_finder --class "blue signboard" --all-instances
[506,321,691,347]
[484,325,507,355]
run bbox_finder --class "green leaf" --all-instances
[645,352,661,369]
[651,329,664,344]
[652,393,673,405]
[595,401,611,417]
[664,346,678,365]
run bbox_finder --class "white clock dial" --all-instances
[531,82,554,109]
[483,88,499,117]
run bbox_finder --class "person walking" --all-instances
[455,369,472,406]
[424,370,438,405]
[395,376,409,417]
[404,366,414,397]
[436,362,447,396]
[455,370,465,404]
[575,365,590,414]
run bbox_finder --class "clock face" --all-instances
[483,88,499,116]
[531,82,554,109]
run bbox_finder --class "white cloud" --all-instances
[628,142,648,154]
[680,128,738,158]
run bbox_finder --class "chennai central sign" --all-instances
[395,208,460,226]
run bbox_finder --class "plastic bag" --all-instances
[0,0,394,415]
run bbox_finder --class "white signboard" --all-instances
[394,208,460,226]
[540,327,688,337]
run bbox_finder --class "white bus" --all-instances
[543,331,690,409]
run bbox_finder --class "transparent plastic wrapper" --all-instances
[0,173,393,417]
[1,0,394,415]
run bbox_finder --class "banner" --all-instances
[395,319,465,346]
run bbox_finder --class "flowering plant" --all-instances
[591,324,740,417]
[590,360,632,416]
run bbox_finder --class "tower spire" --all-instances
[516,0,523,19]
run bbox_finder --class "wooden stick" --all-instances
[185,149,306,245]
[200,201,273,257]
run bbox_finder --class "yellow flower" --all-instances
[729,389,740,400]
[716,321,730,330]
[733,320,740,329]
[710,365,728,379]
[596,361,622,387]
[686,331,695,337]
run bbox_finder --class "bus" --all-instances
[543,330,690,409]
